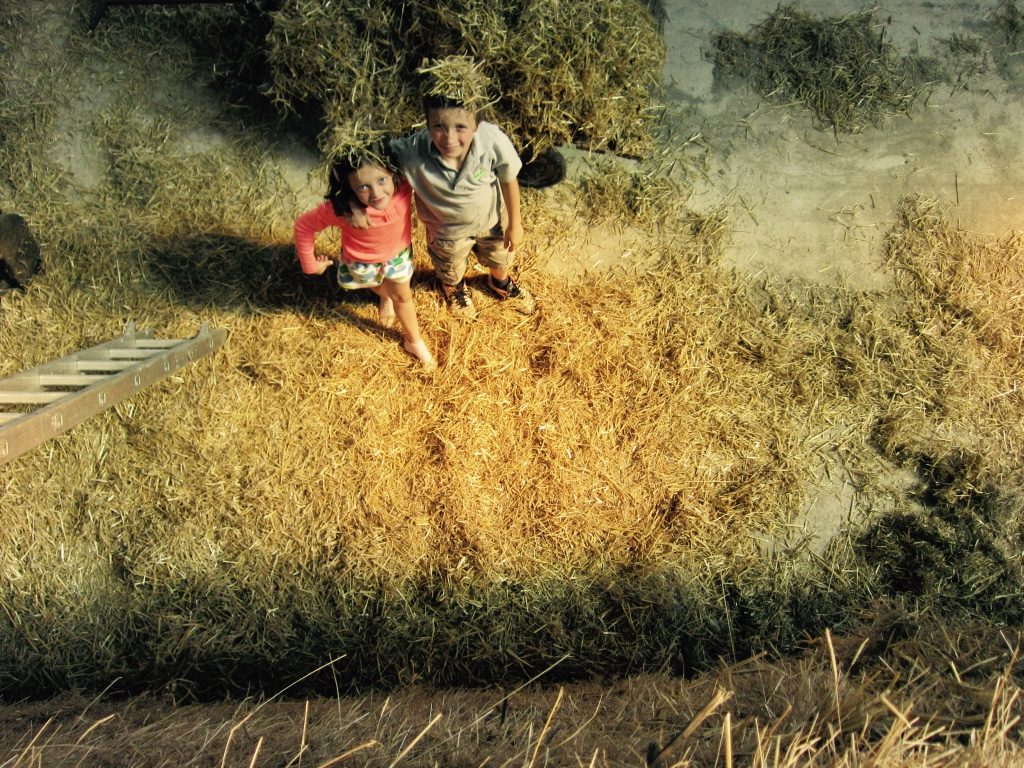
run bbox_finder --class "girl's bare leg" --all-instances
[386,279,434,366]
[369,284,395,327]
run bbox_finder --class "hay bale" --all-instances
[263,0,416,157]
[500,0,665,155]
[263,0,665,159]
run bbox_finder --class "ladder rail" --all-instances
[0,323,227,465]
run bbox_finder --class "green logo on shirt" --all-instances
[472,166,488,182]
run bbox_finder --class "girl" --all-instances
[294,145,434,368]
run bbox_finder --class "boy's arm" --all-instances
[499,178,523,252]
[347,199,370,229]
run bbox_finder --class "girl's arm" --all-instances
[499,178,523,252]
[294,203,338,275]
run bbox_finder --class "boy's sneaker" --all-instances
[442,281,477,320]
[487,274,536,315]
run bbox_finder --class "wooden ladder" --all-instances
[0,322,226,465]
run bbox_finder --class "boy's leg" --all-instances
[475,231,536,315]
[429,237,476,320]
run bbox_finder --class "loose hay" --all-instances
[578,156,687,227]
[712,5,923,133]
[2,611,1024,766]
[417,55,496,114]
[994,0,1024,44]
[264,0,665,158]
[0,1,1022,708]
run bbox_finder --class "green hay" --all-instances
[712,5,922,133]
[578,158,688,227]
[263,0,665,158]
[993,0,1024,44]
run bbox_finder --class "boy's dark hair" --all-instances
[325,139,399,217]
[422,93,481,123]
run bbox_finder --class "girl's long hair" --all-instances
[326,140,401,217]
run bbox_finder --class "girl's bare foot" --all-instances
[403,338,436,369]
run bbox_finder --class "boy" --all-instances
[391,58,535,320]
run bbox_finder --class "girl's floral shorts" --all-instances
[336,246,414,289]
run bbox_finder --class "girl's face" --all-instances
[348,164,396,210]
[427,107,478,167]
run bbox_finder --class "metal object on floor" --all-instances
[0,213,41,291]
[518,147,568,189]
[0,322,227,465]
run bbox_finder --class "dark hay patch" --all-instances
[711,5,922,133]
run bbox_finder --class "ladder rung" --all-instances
[0,413,23,424]
[38,374,108,387]
[0,391,65,405]
[135,339,181,349]
[75,360,136,372]
[106,348,161,360]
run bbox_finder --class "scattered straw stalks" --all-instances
[712,5,925,134]
[0,0,1022,706]
[1,612,1023,766]
[993,0,1024,44]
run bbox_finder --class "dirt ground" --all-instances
[559,0,1024,546]
[665,0,1024,288]
[552,0,1022,293]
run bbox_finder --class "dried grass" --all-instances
[1,612,1023,767]
[417,55,496,114]
[263,0,417,159]
[578,157,687,227]
[993,0,1024,44]
[712,5,924,133]
[0,0,1022,722]
[263,0,665,158]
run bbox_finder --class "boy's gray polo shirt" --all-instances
[392,121,522,241]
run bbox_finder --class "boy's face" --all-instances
[348,164,396,210]
[427,106,478,167]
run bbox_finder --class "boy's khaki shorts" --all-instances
[428,223,513,286]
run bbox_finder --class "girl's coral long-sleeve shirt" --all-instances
[293,182,413,274]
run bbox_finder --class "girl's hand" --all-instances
[311,252,333,275]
